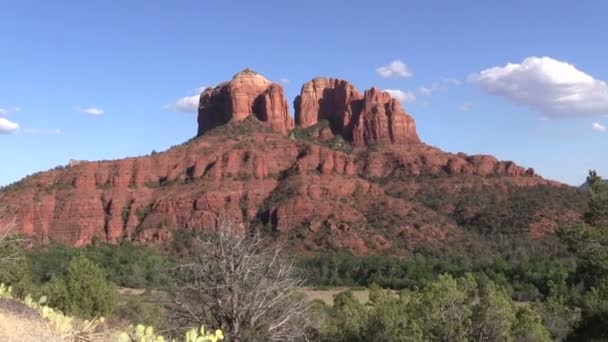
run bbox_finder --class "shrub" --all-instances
[0,219,32,297]
[169,221,307,341]
[44,255,116,319]
[312,274,551,342]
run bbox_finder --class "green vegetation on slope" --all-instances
[0,170,606,340]
[309,274,552,342]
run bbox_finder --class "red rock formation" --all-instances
[294,78,420,146]
[351,87,420,146]
[0,72,575,254]
[198,69,294,135]
[294,78,363,134]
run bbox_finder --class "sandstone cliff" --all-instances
[0,71,579,253]
[294,77,420,146]
[197,69,294,136]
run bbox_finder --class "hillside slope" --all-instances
[0,70,586,254]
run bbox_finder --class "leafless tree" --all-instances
[168,220,309,341]
[0,217,22,276]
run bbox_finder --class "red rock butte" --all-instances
[294,77,420,146]
[198,69,294,136]
[198,70,421,147]
[0,69,570,253]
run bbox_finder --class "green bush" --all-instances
[112,294,164,329]
[298,250,576,302]
[44,256,116,319]
[312,274,551,342]
[0,235,32,297]
[28,242,173,289]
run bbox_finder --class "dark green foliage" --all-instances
[0,235,32,297]
[384,178,587,259]
[28,242,173,289]
[205,115,275,139]
[290,120,352,153]
[298,250,576,302]
[447,184,586,238]
[584,170,608,226]
[557,170,608,340]
[43,256,116,319]
[312,274,551,342]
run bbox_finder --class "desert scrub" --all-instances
[0,283,12,298]
[1,283,107,341]
[118,324,224,342]
[43,255,116,319]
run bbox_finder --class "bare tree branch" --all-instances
[168,219,309,341]
[0,217,22,273]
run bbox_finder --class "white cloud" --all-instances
[0,118,19,134]
[419,87,433,96]
[0,107,21,116]
[280,78,290,84]
[194,86,209,93]
[376,60,413,79]
[418,78,461,96]
[77,107,104,116]
[459,102,473,112]
[441,78,461,86]
[167,86,207,113]
[23,128,62,135]
[592,122,607,132]
[470,56,608,118]
[168,95,200,112]
[384,89,416,103]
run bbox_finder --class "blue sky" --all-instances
[1,0,607,186]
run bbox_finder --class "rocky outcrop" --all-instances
[0,117,550,250]
[352,87,420,146]
[294,78,363,134]
[0,71,572,254]
[197,69,294,136]
[294,78,420,146]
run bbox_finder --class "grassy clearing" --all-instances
[303,287,371,305]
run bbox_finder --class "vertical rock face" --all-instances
[352,87,420,146]
[197,69,294,136]
[0,70,559,252]
[294,78,363,139]
[294,77,420,146]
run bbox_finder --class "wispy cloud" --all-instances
[23,128,63,135]
[384,89,416,103]
[592,122,607,132]
[168,95,199,112]
[376,60,413,79]
[76,107,104,116]
[280,78,290,84]
[419,78,461,96]
[470,56,608,118]
[0,107,21,116]
[0,117,20,134]
[459,102,473,112]
[167,86,208,113]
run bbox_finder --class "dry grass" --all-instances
[0,299,61,342]
[117,286,373,307]
[303,287,370,306]
[0,298,120,342]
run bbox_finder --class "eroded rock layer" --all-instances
[0,71,579,254]
[294,78,420,146]
[197,69,294,135]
